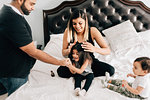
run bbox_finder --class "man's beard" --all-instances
[21,1,30,15]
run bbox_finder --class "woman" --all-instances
[57,9,115,78]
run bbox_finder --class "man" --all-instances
[0,0,69,96]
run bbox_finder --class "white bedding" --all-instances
[6,33,150,100]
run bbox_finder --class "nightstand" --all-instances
[37,45,42,50]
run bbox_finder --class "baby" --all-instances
[101,57,150,99]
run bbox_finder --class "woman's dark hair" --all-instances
[70,9,86,23]
[68,42,92,66]
[134,57,150,73]
[69,9,87,34]
[66,9,89,43]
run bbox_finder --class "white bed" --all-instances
[6,0,150,99]
[6,28,150,100]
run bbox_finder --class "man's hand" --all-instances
[66,59,72,68]
[60,58,70,66]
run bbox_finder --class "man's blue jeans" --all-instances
[0,76,28,96]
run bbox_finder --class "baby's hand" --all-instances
[127,73,135,78]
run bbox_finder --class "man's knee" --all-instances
[8,77,28,96]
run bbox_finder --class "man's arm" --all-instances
[20,42,68,66]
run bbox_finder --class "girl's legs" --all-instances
[57,66,73,78]
[82,73,94,91]
[74,74,83,89]
[91,58,115,77]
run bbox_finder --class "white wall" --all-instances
[0,0,149,47]
[25,0,74,47]
[130,0,150,8]
[0,0,74,47]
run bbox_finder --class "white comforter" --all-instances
[6,36,150,100]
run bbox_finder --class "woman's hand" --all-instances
[68,43,74,52]
[82,41,95,53]
[68,42,76,53]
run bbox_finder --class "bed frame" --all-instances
[43,0,150,46]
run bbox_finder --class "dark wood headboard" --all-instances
[43,0,150,46]
[120,0,150,13]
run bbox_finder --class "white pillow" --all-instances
[43,34,64,59]
[31,34,64,77]
[138,30,150,58]
[102,20,143,55]
[138,29,150,44]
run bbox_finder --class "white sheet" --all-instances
[5,35,150,100]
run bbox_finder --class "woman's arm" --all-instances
[82,27,110,55]
[62,29,76,57]
[62,29,70,57]
[68,59,89,74]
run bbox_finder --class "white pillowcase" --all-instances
[102,20,143,55]
[44,34,64,59]
[138,29,150,44]
[138,30,150,58]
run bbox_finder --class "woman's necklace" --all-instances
[77,35,84,43]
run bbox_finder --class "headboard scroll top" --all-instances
[43,0,150,45]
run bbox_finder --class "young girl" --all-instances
[101,57,150,99]
[67,42,94,96]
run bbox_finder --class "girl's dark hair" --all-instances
[134,57,150,73]
[68,42,92,66]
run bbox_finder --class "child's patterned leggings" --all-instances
[108,79,145,99]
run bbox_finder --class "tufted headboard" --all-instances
[43,0,150,46]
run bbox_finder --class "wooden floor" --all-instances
[0,93,7,100]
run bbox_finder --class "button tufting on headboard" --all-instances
[43,0,150,45]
